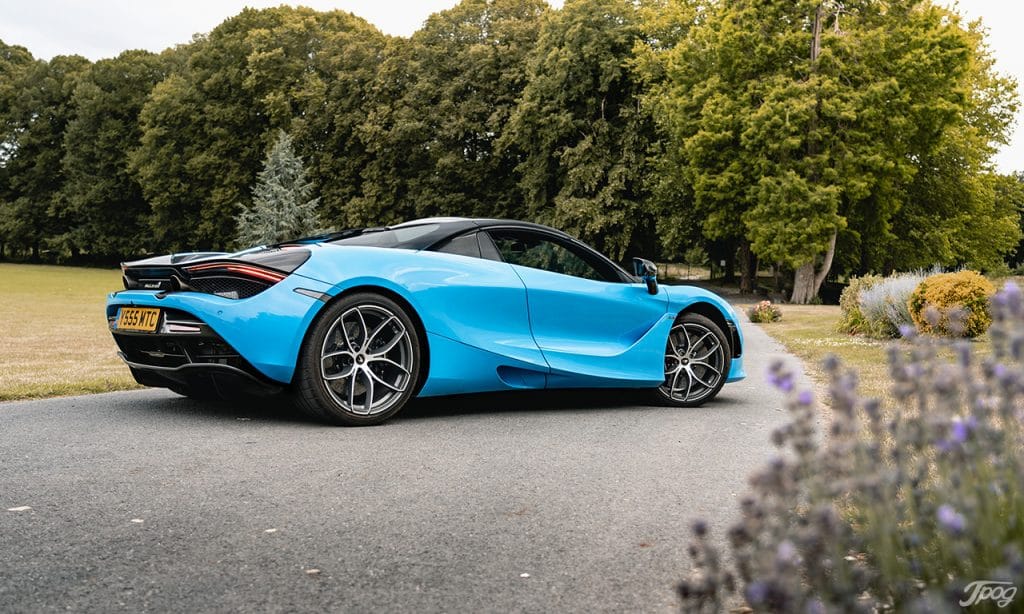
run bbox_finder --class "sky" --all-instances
[0,0,1020,172]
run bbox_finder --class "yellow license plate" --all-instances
[117,307,161,332]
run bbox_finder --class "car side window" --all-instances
[434,232,482,259]
[488,230,605,281]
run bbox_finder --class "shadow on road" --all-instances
[119,386,748,426]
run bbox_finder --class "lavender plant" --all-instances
[678,283,1024,612]
[858,272,926,338]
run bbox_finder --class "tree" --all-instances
[132,7,381,251]
[350,0,547,228]
[0,49,89,260]
[502,0,659,261]
[1001,173,1024,268]
[683,244,707,280]
[644,0,1019,302]
[0,40,35,259]
[58,50,171,260]
[235,130,320,247]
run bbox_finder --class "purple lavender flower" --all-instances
[937,504,966,534]
[745,581,768,605]
[767,369,794,392]
[797,390,813,406]
[1003,281,1022,313]
[775,540,797,565]
[899,323,917,339]
[949,416,977,444]
[951,422,968,444]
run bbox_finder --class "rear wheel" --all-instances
[293,293,421,425]
[652,313,730,407]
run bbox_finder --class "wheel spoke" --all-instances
[691,369,717,390]
[366,315,397,347]
[323,364,355,381]
[347,368,358,411]
[668,328,682,356]
[691,361,721,376]
[368,321,407,357]
[670,368,686,393]
[322,350,353,361]
[353,309,370,352]
[688,331,714,353]
[366,367,407,392]
[368,356,411,375]
[694,341,721,361]
[673,325,692,354]
[361,367,375,412]
[338,308,366,352]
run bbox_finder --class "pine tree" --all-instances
[235,130,320,247]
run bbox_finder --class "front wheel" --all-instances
[293,293,421,425]
[652,313,731,407]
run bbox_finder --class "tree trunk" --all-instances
[723,250,735,283]
[31,241,40,262]
[789,4,832,306]
[739,240,757,294]
[790,230,837,303]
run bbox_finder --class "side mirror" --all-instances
[633,257,659,295]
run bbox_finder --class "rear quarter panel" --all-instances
[296,245,550,394]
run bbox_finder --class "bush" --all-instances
[748,300,782,323]
[676,282,1024,612]
[909,270,995,338]
[837,275,881,334]
[857,272,926,338]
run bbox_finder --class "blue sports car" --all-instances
[107,218,745,425]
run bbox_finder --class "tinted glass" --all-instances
[489,230,604,281]
[435,233,481,258]
[329,224,441,248]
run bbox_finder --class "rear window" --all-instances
[328,224,441,248]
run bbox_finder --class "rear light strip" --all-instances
[184,262,287,283]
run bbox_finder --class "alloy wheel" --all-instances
[319,304,414,416]
[660,321,726,404]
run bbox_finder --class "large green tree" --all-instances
[289,14,387,228]
[349,0,547,228]
[0,48,89,260]
[58,50,171,259]
[645,0,1018,302]
[502,0,659,260]
[132,7,382,251]
[0,41,35,258]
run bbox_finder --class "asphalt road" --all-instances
[0,319,804,613]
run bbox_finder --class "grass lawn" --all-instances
[744,302,991,410]
[746,304,891,404]
[0,263,139,401]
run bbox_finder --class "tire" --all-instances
[293,292,422,425]
[651,312,731,407]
